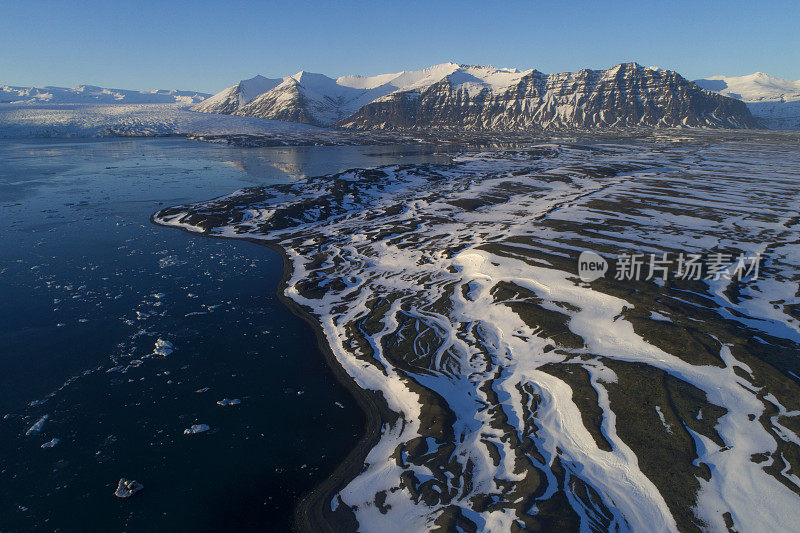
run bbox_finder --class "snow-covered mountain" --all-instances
[198,63,757,130]
[342,63,756,130]
[190,75,282,114]
[694,73,800,129]
[694,73,800,102]
[195,64,531,127]
[233,71,391,126]
[0,84,209,105]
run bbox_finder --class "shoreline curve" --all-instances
[150,213,390,532]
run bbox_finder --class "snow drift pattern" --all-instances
[155,133,800,532]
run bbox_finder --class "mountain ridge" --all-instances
[195,62,758,130]
[0,84,209,105]
[340,63,756,130]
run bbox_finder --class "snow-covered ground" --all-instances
[155,132,800,532]
[0,103,326,137]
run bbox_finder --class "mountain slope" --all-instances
[0,84,209,105]
[339,63,757,130]
[232,71,393,126]
[191,75,282,114]
[198,64,539,127]
[694,73,800,129]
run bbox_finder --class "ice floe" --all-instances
[183,424,211,435]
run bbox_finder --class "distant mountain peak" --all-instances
[693,71,800,130]
[694,72,800,102]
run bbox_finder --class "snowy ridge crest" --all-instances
[195,62,758,130]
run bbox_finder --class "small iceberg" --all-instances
[114,478,144,498]
[216,398,241,407]
[153,339,174,357]
[158,256,179,268]
[25,415,49,436]
[183,424,210,435]
[41,438,60,449]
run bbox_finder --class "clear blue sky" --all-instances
[2,0,798,93]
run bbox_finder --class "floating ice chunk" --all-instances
[153,339,174,357]
[158,256,179,268]
[216,398,241,407]
[195,387,210,393]
[25,415,49,436]
[184,424,210,435]
[335,402,344,409]
[41,438,60,449]
[114,478,144,498]
[152,293,165,299]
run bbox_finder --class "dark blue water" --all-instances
[0,138,453,532]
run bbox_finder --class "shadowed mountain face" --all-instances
[194,63,758,130]
[338,63,758,130]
